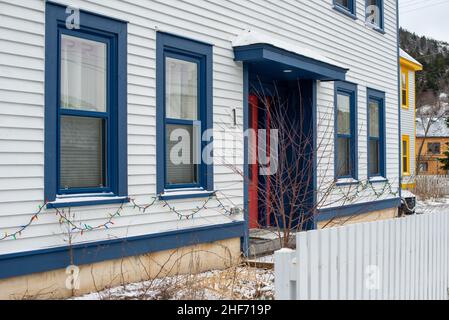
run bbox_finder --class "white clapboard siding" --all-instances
[0,0,397,256]
[275,212,449,300]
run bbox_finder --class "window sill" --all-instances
[47,195,129,209]
[336,178,359,186]
[366,23,385,34]
[369,177,388,184]
[159,189,215,201]
[333,5,357,20]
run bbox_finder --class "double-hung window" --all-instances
[156,32,213,195]
[335,82,358,180]
[367,89,386,178]
[365,0,384,31]
[402,135,410,176]
[334,0,356,17]
[45,3,128,206]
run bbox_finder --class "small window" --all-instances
[334,0,356,16]
[45,3,128,203]
[402,135,410,175]
[335,82,357,179]
[367,89,386,178]
[156,32,214,194]
[419,162,429,172]
[428,143,441,155]
[401,68,409,109]
[365,0,384,30]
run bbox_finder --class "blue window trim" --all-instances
[365,0,385,32]
[333,0,357,19]
[334,81,358,181]
[45,2,128,204]
[367,88,386,179]
[156,32,214,195]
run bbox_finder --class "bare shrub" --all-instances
[415,175,449,200]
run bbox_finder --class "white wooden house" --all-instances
[0,0,401,298]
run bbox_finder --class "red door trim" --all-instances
[249,95,259,229]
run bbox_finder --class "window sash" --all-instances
[164,118,202,189]
[163,53,204,189]
[336,135,353,178]
[335,0,354,12]
[57,30,112,195]
[369,137,380,176]
[401,71,409,108]
[365,0,383,29]
[402,137,410,175]
[368,95,384,178]
[336,88,356,179]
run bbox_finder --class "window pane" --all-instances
[403,140,409,173]
[337,93,351,135]
[402,72,408,105]
[366,0,381,26]
[337,137,351,177]
[335,0,350,9]
[403,156,409,173]
[428,143,441,154]
[61,35,107,112]
[369,100,380,138]
[60,116,105,189]
[166,124,199,185]
[166,57,198,120]
[369,140,380,176]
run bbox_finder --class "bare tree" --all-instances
[416,89,449,175]
[241,81,400,248]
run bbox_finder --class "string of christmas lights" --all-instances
[336,178,400,204]
[0,179,400,242]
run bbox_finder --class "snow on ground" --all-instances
[416,196,449,214]
[73,266,274,301]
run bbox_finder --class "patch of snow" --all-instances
[400,48,422,67]
[72,267,274,301]
[416,117,449,138]
[402,190,416,198]
[232,30,346,69]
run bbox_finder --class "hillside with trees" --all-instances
[400,28,449,108]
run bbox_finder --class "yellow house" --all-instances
[400,49,422,190]
[416,118,449,175]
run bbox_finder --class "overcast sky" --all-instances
[399,0,449,42]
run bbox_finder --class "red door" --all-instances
[249,95,259,229]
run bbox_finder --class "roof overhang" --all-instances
[234,43,348,81]
[400,57,423,72]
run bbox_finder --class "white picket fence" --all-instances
[275,212,449,300]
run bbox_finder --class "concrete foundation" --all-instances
[318,208,398,229]
[0,238,241,300]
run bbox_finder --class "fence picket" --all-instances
[309,231,319,300]
[319,228,330,300]
[297,231,309,300]
[347,225,356,300]
[329,228,338,300]
[354,223,363,300]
